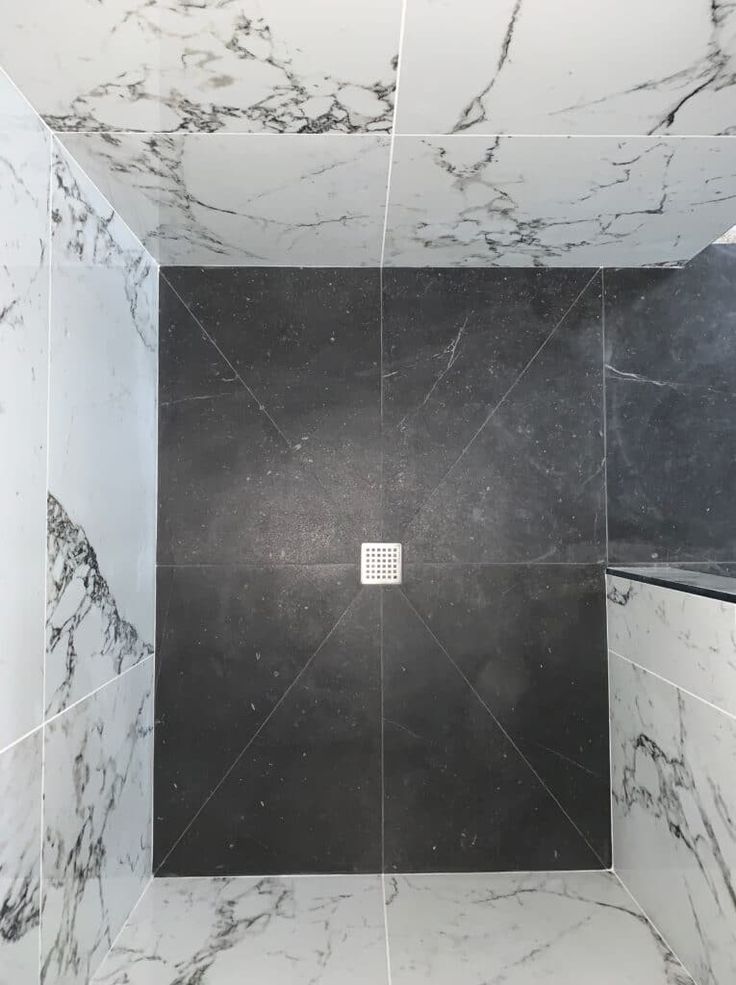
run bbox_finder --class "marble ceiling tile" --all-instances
[59,132,391,265]
[0,0,401,133]
[397,0,736,136]
[384,135,736,267]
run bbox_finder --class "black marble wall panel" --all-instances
[156,265,611,874]
[606,245,736,566]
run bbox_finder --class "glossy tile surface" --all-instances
[385,136,736,268]
[154,564,359,866]
[607,574,736,715]
[160,591,380,875]
[0,731,42,985]
[611,653,736,985]
[606,246,736,563]
[59,134,391,265]
[0,71,49,749]
[42,660,153,985]
[386,871,693,984]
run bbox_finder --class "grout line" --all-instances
[154,588,364,873]
[609,648,736,723]
[396,268,603,536]
[159,272,293,447]
[379,0,408,268]
[89,873,154,979]
[0,721,45,760]
[155,561,359,568]
[41,655,155,733]
[611,872,698,985]
[400,589,610,868]
[381,873,394,985]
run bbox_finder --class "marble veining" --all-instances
[607,574,736,716]
[397,0,736,136]
[0,0,400,134]
[90,875,388,984]
[0,730,42,985]
[59,132,391,265]
[41,660,153,985]
[385,135,736,267]
[611,653,736,985]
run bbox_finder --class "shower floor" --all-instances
[90,871,692,984]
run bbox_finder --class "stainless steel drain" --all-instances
[361,543,402,585]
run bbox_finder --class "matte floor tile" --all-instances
[402,564,611,864]
[382,590,599,873]
[381,267,594,540]
[154,564,358,866]
[159,590,381,875]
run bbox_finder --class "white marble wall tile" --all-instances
[384,135,736,267]
[607,575,736,716]
[0,0,400,134]
[58,133,391,265]
[0,730,42,985]
[46,145,157,716]
[41,659,153,985]
[0,70,50,750]
[385,871,691,984]
[396,0,736,137]
[611,652,736,985]
[90,875,388,985]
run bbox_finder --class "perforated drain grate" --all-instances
[361,543,402,585]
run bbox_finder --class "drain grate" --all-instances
[361,543,402,585]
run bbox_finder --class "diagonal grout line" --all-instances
[154,586,364,874]
[160,271,293,448]
[399,589,609,868]
[397,268,603,539]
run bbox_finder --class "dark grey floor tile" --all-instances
[382,268,595,540]
[402,563,611,864]
[159,589,381,875]
[382,589,600,873]
[402,276,604,562]
[153,564,359,868]
[606,378,736,563]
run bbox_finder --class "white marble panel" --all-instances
[0,0,400,133]
[58,133,391,266]
[611,652,736,985]
[607,574,736,716]
[41,659,153,985]
[46,144,157,715]
[0,70,50,750]
[396,0,736,136]
[384,135,736,267]
[0,730,42,985]
[385,871,692,984]
[90,875,388,985]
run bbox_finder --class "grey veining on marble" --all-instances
[611,653,736,985]
[397,0,736,136]
[0,0,401,134]
[90,875,388,985]
[607,574,736,715]
[385,871,691,984]
[59,133,391,265]
[385,135,736,267]
[46,144,156,713]
[0,730,42,985]
[41,659,153,985]
[0,69,49,750]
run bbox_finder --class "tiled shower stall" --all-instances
[2,2,736,984]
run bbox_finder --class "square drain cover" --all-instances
[361,543,402,585]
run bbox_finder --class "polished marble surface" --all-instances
[42,660,153,985]
[611,652,736,985]
[59,133,391,265]
[0,70,49,750]
[607,573,736,715]
[385,136,736,268]
[609,564,736,601]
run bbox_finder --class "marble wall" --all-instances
[0,70,157,985]
[608,572,736,985]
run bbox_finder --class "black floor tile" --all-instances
[159,589,381,875]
